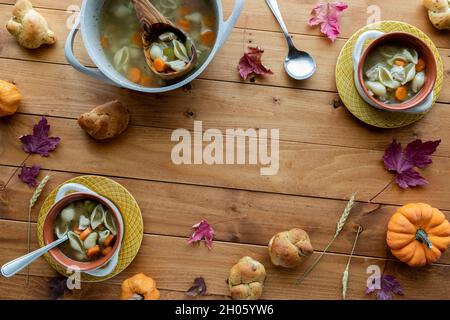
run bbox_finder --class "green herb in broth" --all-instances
[99,0,217,87]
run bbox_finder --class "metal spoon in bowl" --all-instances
[265,0,316,80]
[1,234,69,278]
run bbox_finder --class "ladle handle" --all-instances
[1,235,69,278]
[265,0,293,47]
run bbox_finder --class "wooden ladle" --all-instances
[132,0,197,81]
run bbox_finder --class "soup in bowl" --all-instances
[43,193,122,272]
[65,0,243,92]
[353,32,437,112]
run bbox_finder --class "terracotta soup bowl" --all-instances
[43,192,122,272]
[354,32,437,112]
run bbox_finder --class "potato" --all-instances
[78,100,130,140]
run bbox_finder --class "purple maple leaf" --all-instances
[366,275,404,300]
[186,277,207,297]
[188,220,214,249]
[20,117,61,157]
[383,139,440,189]
[18,164,41,187]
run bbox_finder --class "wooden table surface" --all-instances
[0,0,449,300]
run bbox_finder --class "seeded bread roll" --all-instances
[423,0,450,30]
[228,256,266,300]
[268,228,313,268]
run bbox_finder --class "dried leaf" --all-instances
[238,47,273,80]
[18,164,41,188]
[188,220,214,249]
[308,2,348,42]
[366,275,404,300]
[48,277,69,300]
[20,117,61,157]
[383,139,440,189]
[186,277,207,297]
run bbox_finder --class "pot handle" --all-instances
[218,0,244,47]
[352,30,385,72]
[65,19,115,85]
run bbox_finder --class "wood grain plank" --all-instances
[1,58,450,159]
[0,274,228,300]
[1,0,449,49]
[0,220,449,300]
[2,115,450,209]
[1,5,449,103]
[3,165,449,264]
[0,114,398,203]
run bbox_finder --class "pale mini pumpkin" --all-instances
[0,80,21,117]
[120,273,160,300]
[268,228,313,268]
[228,256,266,300]
[387,203,450,267]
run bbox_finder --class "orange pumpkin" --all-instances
[387,203,450,267]
[120,273,160,300]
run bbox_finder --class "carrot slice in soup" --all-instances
[395,86,408,101]
[127,67,142,83]
[200,31,216,47]
[79,227,92,241]
[140,75,153,87]
[153,58,166,72]
[178,18,191,32]
[100,36,109,49]
[104,234,116,247]
[132,32,143,48]
[87,245,100,258]
[179,5,191,16]
[203,15,215,28]
[416,58,426,72]
[394,59,406,67]
[102,247,112,256]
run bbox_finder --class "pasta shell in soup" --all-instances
[90,204,105,230]
[60,203,76,223]
[113,47,130,71]
[402,64,416,85]
[78,215,90,231]
[103,210,117,235]
[378,67,401,89]
[55,221,69,239]
[366,81,387,97]
[68,231,85,253]
[173,40,190,63]
[84,232,99,249]
[98,230,111,245]
[412,71,426,93]
[84,200,96,215]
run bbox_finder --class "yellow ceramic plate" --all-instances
[37,175,143,282]
[336,21,443,128]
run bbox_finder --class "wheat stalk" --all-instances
[26,174,50,285]
[342,225,362,299]
[298,193,356,284]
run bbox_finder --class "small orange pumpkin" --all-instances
[387,203,450,267]
[120,273,160,300]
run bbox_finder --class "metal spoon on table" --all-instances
[1,234,69,278]
[265,0,316,80]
